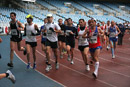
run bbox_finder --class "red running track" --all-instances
[15,34,130,87]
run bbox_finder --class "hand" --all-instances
[69,31,74,35]
[17,27,22,31]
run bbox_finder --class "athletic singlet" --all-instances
[105,24,111,33]
[58,24,65,36]
[101,25,106,32]
[10,20,21,38]
[78,27,89,46]
[25,23,37,42]
[89,27,101,48]
[109,26,116,38]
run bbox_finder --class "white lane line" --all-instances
[14,51,66,87]
[73,56,130,78]
[74,48,130,68]
[36,50,117,87]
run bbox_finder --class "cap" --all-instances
[91,18,96,22]
[26,14,33,19]
[46,14,53,17]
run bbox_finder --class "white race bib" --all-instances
[11,29,18,35]
[90,36,97,44]
[59,30,64,35]
[66,30,71,36]
[110,32,115,37]
[47,30,52,36]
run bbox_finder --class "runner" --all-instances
[108,21,121,59]
[58,18,66,58]
[77,19,90,71]
[101,21,106,48]
[43,14,61,72]
[7,12,26,67]
[24,14,40,69]
[105,20,111,50]
[65,18,78,64]
[0,38,15,84]
[40,18,48,60]
[83,18,103,78]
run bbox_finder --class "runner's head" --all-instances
[58,18,63,25]
[47,14,53,23]
[10,12,16,21]
[88,19,91,27]
[97,23,100,27]
[26,14,33,24]
[44,18,48,24]
[64,19,68,26]
[101,21,105,25]
[79,19,85,27]
[67,18,73,26]
[111,21,115,26]
[90,18,96,27]
[107,20,110,25]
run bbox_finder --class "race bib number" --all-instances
[79,36,86,44]
[59,30,64,35]
[11,29,18,35]
[110,32,115,37]
[89,36,97,44]
[66,30,71,36]
[47,30,52,36]
[42,33,47,38]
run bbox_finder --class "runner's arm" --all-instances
[115,26,121,36]
[17,21,24,31]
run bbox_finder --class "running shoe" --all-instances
[55,62,59,70]
[0,54,1,59]
[71,60,74,64]
[27,63,31,69]
[6,70,16,84]
[92,72,97,79]
[67,55,71,61]
[86,65,90,71]
[7,63,13,67]
[45,65,52,72]
[60,54,63,59]
[33,63,36,69]
[112,55,115,59]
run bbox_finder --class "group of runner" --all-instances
[0,12,122,81]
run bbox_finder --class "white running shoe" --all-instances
[92,72,98,79]
[60,54,63,59]
[6,70,16,84]
[112,55,115,59]
[67,55,71,61]
[86,65,90,71]
[71,60,74,64]
[45,65,52,72]
[55,63,59,70]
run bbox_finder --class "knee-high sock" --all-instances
[94,62,99,75]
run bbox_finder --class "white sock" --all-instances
[94,62,99,75]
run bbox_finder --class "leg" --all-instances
[0,73,6,79]
[66,45,71,61]
[26,44,31,69]
[110,40,115,58]
[46,46,51,65]
[92,48,100,78]
[8,41,16,67]
[58,41,63,58]
[32,46,37,69]
[17,41,25,51]
[52,48,59,70]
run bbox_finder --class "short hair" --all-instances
[79,19,85,22]
[10,12,16,16]
[58,18,63,21]
[67,18,72,21]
